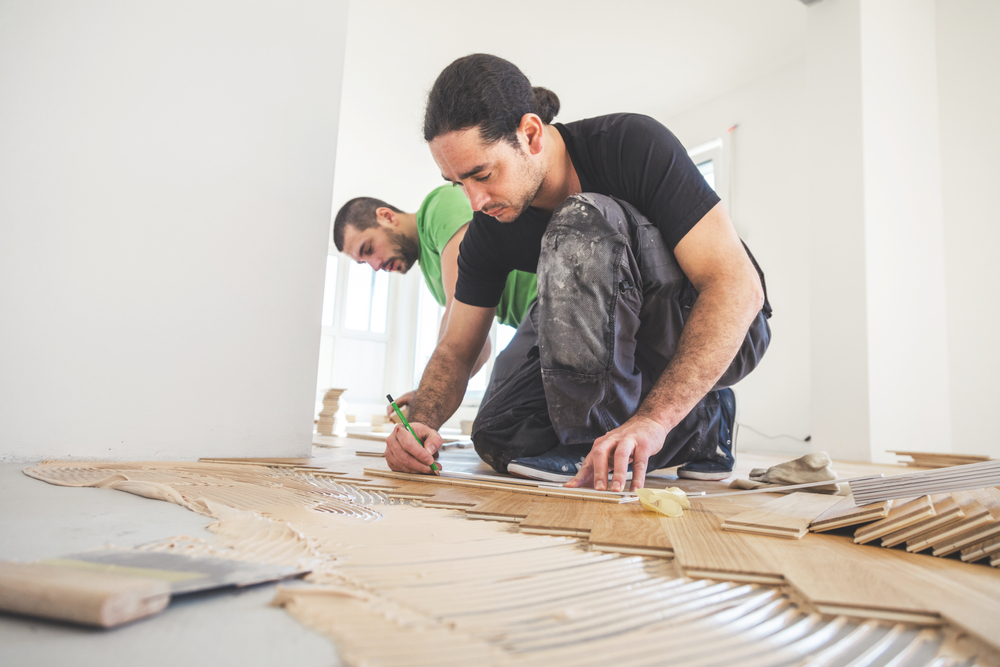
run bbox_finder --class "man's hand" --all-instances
[565,416,667,492]
[385,390,416,418]
[385,421,444,474]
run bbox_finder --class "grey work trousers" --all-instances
[471,193,771,475]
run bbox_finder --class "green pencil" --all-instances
[386,394,440,475]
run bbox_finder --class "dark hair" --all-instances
[332,197,402,251]
[423,53,560,146]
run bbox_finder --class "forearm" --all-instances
[470,337,492,377]
[636,281,763,430]
[409,347,475,430]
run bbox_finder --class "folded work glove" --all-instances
[728,452,841,494]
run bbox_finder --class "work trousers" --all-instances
[471,193,771,474]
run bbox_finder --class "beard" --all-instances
[485,152,546,223]
[385,227,419,273]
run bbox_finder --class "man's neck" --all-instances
[398,211,419,255]
[531,124,581,212]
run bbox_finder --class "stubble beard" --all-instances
[490,152,546,223]
[386,227,419,273]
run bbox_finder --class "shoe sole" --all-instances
[676,469,733,481]
[507,463,633,484]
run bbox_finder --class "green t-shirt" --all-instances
[416,185,537,328]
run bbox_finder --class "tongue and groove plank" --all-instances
[520,498,599,536]
[853,495,936,544]
[809,495,891,532]
[880,494,963,547]
[719,492,843,539]
[588,502,674,558]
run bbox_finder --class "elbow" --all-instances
[742,269,765,321]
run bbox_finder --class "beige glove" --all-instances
[729,452,841,494]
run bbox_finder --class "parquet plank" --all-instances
[871,542,1000,649]
[520,499,598,537]
[464,492,539,522]
[809,495,891,532]
[853,495,935,544]
[587,502,673,557]
[880,494,963,547]
[906,490,991,552]
[931,488,1000,556]
[417,486,492,508]
[721,492,842,539]
[775,534,943,625]
[961,534,1000,563]
[661,499,784,583]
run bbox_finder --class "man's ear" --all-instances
[375,207,397,226]
[519,113,545,156]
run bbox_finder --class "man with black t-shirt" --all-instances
[385,54,771,492]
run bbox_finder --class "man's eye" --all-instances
[476,174,490,182]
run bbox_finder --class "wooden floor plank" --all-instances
[775,534,943,625]
[906,490,991,552]
[809,495,891,532]
[721,492,842,539]
[853,495,936,544]
[520,498,598,537]
[880,494,963,547]
[464,492,539,522]
[587,503,673,557]
[660,499,785,583]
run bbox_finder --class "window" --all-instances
[343,262,390,333]
[687,136,727,206]
[411,279,518,404]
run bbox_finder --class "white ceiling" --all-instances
[332,0,807,214]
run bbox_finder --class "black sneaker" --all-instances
[677,388,737,481]
[507,444,633,483]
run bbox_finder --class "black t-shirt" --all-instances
[455,113,721,308]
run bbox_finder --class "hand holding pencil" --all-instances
[385,394,442,475]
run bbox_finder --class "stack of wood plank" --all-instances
[889,450,992,468]
[805,487,1000,567]
[316,388,346,435]
[849,460,1000,504]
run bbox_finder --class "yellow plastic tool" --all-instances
[638,487,691,518]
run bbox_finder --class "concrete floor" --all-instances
[0,462,340,667]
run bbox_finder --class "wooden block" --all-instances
[0,561,170,628]
[364,468,634,503]
[961,534,1000,563]
[809,495,891,532]
[662,499,784,583]
[464,492,538,522]
[880,494,963,547]
[587,503,673,557]
[721,492,842,539]
[416,486,490,509]
[906,490,992,552]
[520,499,598,537]
[776,535,942,626]
[853,495,936,544]
[929,487,1000,556]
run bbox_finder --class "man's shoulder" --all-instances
[559,112,664,139]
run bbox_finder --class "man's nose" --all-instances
[464,183,489,212]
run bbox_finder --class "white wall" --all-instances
[665,63,812,456]
[0,1,348,462]
[937,0,1000,458]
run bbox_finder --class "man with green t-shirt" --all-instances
[332,184,537,410]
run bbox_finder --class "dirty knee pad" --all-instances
[537,194,637,376]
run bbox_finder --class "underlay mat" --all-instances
[22,459,999,667]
